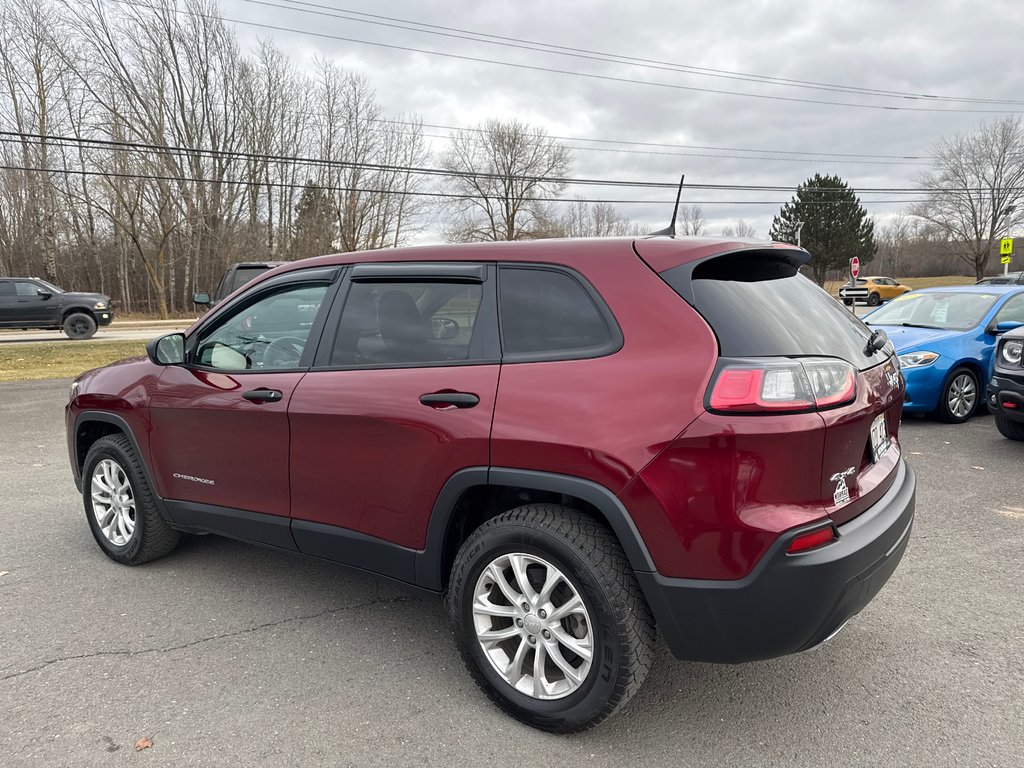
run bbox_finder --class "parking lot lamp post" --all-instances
[794,221,804,249]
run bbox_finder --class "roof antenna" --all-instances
[649,174,685,237]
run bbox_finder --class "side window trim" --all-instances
[185,268,344,372]
[311,262,500,370]
[497,262,623,364]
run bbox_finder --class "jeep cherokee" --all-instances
[67,237,916,732]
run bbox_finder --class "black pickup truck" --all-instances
[0,277,113,339]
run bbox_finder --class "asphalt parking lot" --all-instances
[2,379,1022,767]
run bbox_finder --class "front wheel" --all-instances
[995,413,1024,441]
[63,312,97,340]
[935,366,979,423]
[867,292,881,307]
[447,505,654,733]
[83,434,180,564]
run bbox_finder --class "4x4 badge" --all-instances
[830,467,855,506]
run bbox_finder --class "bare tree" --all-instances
[721,219,758,239]
[558,199,632,238]
[440,119,572,241]
[911,116,1024,280]
[678,204,706,236]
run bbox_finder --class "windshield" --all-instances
[36,279,64,293]
[865,291,999,331]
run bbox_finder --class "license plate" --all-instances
[870,414,890,463]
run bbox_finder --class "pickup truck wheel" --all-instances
[63,312,97,340]
[83,434,179,565]
[447,504,654,733]
[994,413,1024,441]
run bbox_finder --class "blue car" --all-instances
[863,285,1024,423]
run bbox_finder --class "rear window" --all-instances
[661,253,888,370]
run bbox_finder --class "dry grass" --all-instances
[824,275,974,296]
[0,340,146,383]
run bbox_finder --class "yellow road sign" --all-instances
[1000,238,1014,255]
[1002,255,1012,265]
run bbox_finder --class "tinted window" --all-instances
[195,283,329,371]
[330,281,483,366]
[499,267,614,357]
[662,253,887,370]
[865,291,1000,331]
[0,281,13,297]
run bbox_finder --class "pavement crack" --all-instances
[1,594,419,683]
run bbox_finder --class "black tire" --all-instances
[82,434,180,565]
[63,312,97,340]
[934,366,980,424]
[995,413,1024,441]
[867,292,881,307]
[447,504,654,733]
[843,298,853,306]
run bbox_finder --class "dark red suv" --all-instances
[67,237,915,732]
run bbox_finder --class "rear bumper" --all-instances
[637,459,915,663]
[987,373,1024,422]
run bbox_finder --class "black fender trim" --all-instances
[414,467,657,591]
[73,411,174,524]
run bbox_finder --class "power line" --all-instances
[112,0,1024,115]
[0,131,984,195]
[0,163,934,205]
[3,131,1013,196]
[261,0,1024,107]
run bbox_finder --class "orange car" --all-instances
[839,276,912,306]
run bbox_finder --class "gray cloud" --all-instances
[223,0,1024,239]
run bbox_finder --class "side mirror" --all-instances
[146,333,186,366]
[193,292,211,307]
[37,289,52,299]
[987,320,1024,335]
[431,317,460,340]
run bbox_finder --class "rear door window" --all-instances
[328,281,486,367]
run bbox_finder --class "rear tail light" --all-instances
[708,358,856,414]
[787,526,838,554]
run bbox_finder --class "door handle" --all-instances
[419,391,480,409]
[243,388,283,403]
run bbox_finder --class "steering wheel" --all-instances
[261,336,306,368]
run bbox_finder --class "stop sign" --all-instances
[851,257,860,278]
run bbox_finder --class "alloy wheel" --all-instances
[90,458,136,546]
[472,552,594,700]
[947,373,977,419]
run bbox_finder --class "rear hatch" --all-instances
[652,246,905,526]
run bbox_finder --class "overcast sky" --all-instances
[219,0,1024,241]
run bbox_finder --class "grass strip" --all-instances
[0,340,147,383]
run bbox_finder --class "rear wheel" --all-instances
[63,312,97,340]
[935,366,979,423]
[867,292,881,307]
[994,413,1024,441]
[447,505,654,733]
